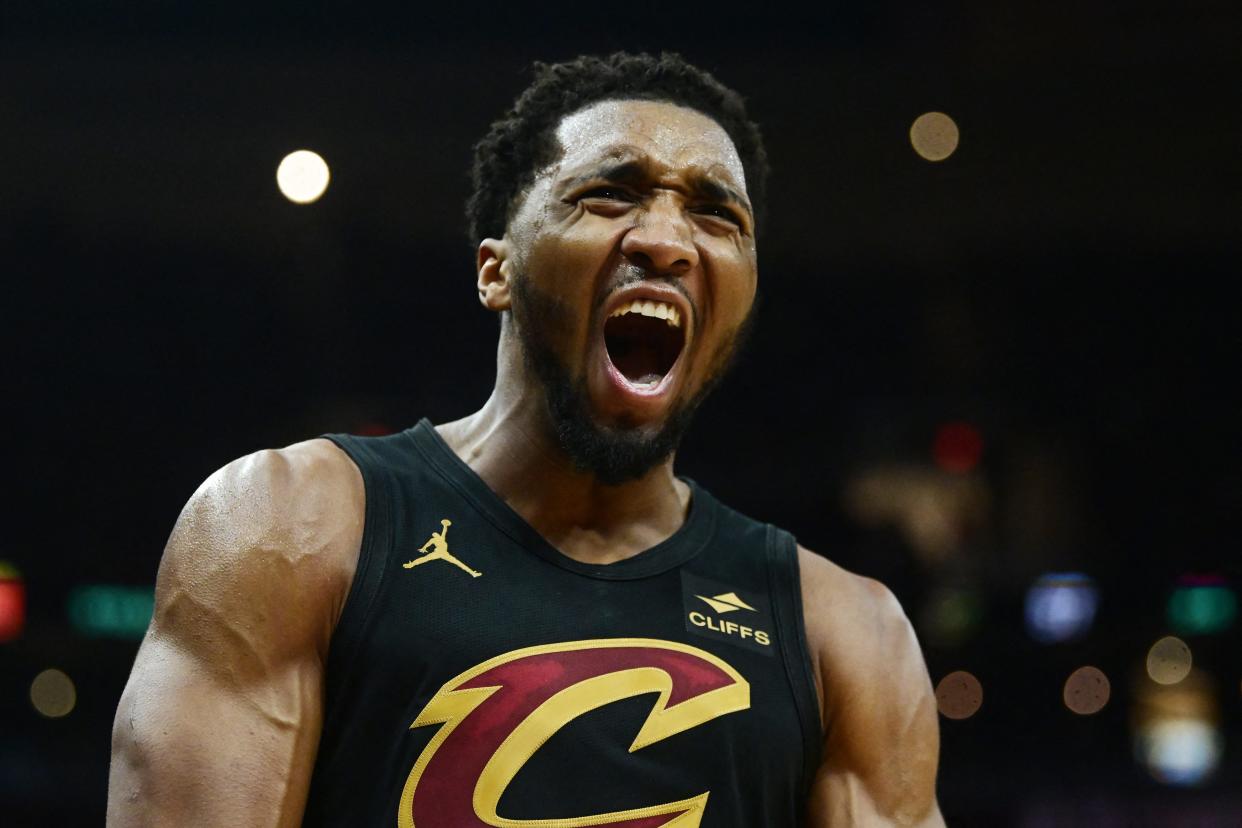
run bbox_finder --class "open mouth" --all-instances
[603,299,686,387]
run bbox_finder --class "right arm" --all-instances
[107,439,364,827]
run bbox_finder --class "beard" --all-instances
[509,273,757,486]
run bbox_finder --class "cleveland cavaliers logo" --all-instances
[403,518,482,578]
[398,638,750,827]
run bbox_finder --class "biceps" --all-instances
[807,766,881,826]
[809,655,941,824]
[808,766,945,828]
[108,638,324,827]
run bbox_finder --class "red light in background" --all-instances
[933,422,983,473]
[357,422,394,436]
[0,566,25,643]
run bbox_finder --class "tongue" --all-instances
[609,339,667,385]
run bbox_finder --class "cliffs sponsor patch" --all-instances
[680,571,775,656]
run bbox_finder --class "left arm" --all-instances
[798,546,945,827]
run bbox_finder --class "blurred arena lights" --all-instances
[844,465,990,564]
[1063,666,1110,715]
[276,149,331,204]
[1146,636,1193,685]
[0,560,25,642]
[919,585,982,647]
[67,585,154,639]
[909,112,960,161]
[1024,572,1099,643]
[931,421,983,474]
[935,670,983,720]
[1132,670,1222,786]
[30,668,77,718]
[1167,574,1236,635]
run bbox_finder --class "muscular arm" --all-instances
[107,440,363,827]
[799,547,945,827]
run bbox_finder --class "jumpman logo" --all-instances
[403,519,482,578]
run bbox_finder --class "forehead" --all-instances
[551,99,747,191]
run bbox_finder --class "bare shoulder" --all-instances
[109,439,364,825]
[797,545,916,684]
[153,438,365,664]
[797,545,943,826]
[796,542,931,721]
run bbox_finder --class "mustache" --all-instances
[595,263,698,328]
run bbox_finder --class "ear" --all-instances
[477,238,514,313]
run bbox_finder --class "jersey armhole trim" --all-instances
[318,433,395,732]
[765,525,824,807]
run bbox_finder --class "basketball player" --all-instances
[109,53,944,826]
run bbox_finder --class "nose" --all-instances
[620,193,699,276]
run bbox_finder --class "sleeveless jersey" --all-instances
[301,419,822,827]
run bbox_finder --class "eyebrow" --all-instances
[692,177,753,221]
[561,157,754,222]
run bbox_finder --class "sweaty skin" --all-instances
[108,441,363,827]
[108,99,944,826]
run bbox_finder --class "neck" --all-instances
[435,342,691,566]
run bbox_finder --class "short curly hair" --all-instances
[466,51,769,244]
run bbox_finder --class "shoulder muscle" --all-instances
[154,438,364,666]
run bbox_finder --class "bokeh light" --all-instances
[936,670,983,720]
[0,560,25,643]
[276,149,331,204]
[910,112,960,161]
[1064,666,1110,715]
[1025,573,1099,643]
[919,586,982,647]
[30,668,77,718]
[1146,636,1192,685]
[1141,720,1222,786]
[1132,671,1221,786]
[843,466,990,564]
[932,421,983,474]
[1167,575,1236,635]
[67,585,154,639]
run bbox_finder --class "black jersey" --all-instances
[301,419,821,827]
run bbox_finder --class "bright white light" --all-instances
[1025,573,1099,643]
[1138,718,1222,786]
[276,149,331,204]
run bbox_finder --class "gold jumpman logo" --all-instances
[403,519,482,578]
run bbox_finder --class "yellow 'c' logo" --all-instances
[397,638,750,827]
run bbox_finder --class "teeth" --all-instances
[608,299,682,328]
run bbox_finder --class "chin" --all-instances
[510,271,741,484]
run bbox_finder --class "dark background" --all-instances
[3,1,1240,824]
